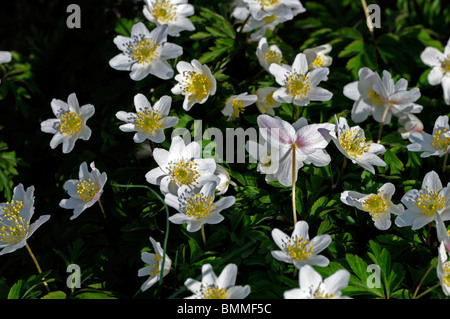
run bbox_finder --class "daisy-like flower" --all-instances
[398,113,424,140]
[420,37,450,105]
[222,92,257,121]
[271,220,332,269]
[256,37,284,72]
[437,241,450,296]
[171,59,217,111]
[343,68,422,124]
[184,263,250,299]
[138,236,172,291]
[115,93,178,143]
[40,93,94,154]
[269,53,332,106]
[340,183,404,230]
[255,87,281,115]
[59,162,107,220]
[0,51,12,85]
[0,184,50,255]
[303,44,333,71]
[407,115,450,158]
[109,22,182,81]
[395,170,450,230]
[142,0,195,37]
[257,114,334,186]
[284,264,351,299]
[164,181,235,232]
[242,0,305,21]
[320,116,386,174]
[145,136,220,196]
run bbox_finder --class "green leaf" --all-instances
[7,280,23,299]
[338,40,364,58]
[41,291,67,299]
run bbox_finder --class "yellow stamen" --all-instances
[432,128,450,152]
[414,188,445,217]
[131,38,159,64]
[182,71,212,102]
[168,159,200,188]
[367,86,384,106]
[443,262,450,287]
[135,109,163,134]
[258,0,281,7]
[231,100,245,120]
[284,236,313,261]
[77,178,99,202]
[201,285,228,299]
[151,0,177,23]
[311,55,325,68]
[184,193,216,219]
[60,112,82,136]
[150,254,162,277]
[338,128,370,158]
[263,49,282,65]
[441,55,450,74]
[362,194,389,220]
[0,200,29,244]
[314,288,335,299]
[284,73,311,99]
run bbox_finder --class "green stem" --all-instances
[26,243,51,293]
[443,153,448,173]
[412,258,438,299]
[201,225,207,247]
[332,157,348,190]
[292,144,297,225]
[98,198,107,219]
[377,103,391,144]
[415,283,441,299]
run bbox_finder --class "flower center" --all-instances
[201,284,228,299]
[265,92,276,107]
[441,55,450,74]
[414,188,445,217]
[168,159,200,188]
[151,0,177,23]
[184,193,216,219]
[311,55,324,68]
[258,0,281,7]
[135,109,163,134]
[313,287,335,299]
[231,100,245,120]
[60,112,82,136]
[367,86,384,106]
[77,178,99,202]
[362,194,388,219]
[283,235,313,261]
[150,254,162,277]
[443,262,450,287]
[0,200,29,244]
[284,72,311,99]
[131,38,159,64]
[431,128,450,152]
[338,128,370,158]
[263,49,282,65]
[182,71,212,102]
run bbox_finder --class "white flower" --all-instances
[398,113,423,139]
[303,44,333,71]
[246,138,280,183]
[214,164,232,196]
[184,263,250,299]
[407,115,450,157]
[171,59,217,111]
[256,38,284,72]
[145,136,220,196]
[269,53,332,106]
[59,162,107,220]
[164,181,235,232]
[142,0,195,37]
[40,93,94,154]
[321,116,386,174]
[271,220,332,269]
[116,93,178,143]
[242,0,305,21]
[395,170,450,230]
[340,183,404,230]
[420,37,450,105]
[0,184,50,255]
[343,68,422,124]
[437,241,450,296]
[138,236,172,291]
[284,264,351,299]
[255,87,281,115]
[436,212,450,252]
[0,51,12,85]
[222,92,257,121]
[109,22,182,81]
[257,114,334,186]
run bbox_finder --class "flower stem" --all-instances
[332,157,348,190]
[412,258,438,299]
[236,13,251,42]
[415,283,441,299]
[201,225,207,247]
[26,243,51,293]
[292,144,297,225]
[98,198,107,219]
[377,104,391,144]
[443,153,448,173]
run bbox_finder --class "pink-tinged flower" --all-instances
[420,37,450,105]
[269,53,332,106]
[398,113,423,139]
[257,115,334,186]
[437,241,450,296]
[0,184,50,255]
[59,162,107,220]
